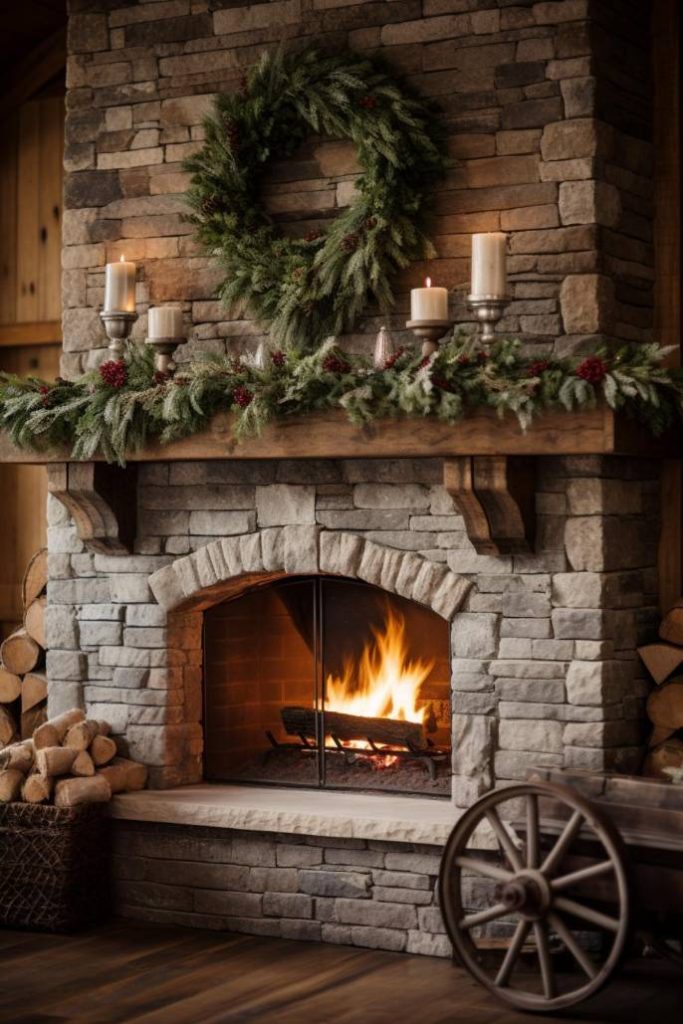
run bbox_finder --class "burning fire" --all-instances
[325,606,433,725]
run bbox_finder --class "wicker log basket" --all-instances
[0,802,112,932]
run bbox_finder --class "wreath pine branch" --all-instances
[184,47,449,350]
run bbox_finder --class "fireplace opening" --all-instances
[203,576,451,797]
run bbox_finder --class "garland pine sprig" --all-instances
[184,47,448,349]
[1,338,681,466]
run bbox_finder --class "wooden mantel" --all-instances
[0,406,677,557]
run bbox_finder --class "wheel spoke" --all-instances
[454,856,514,884]
[526,794,539,869]
[541,810,583,876]
[548,912,598,980]
[554,896,621,933]
[495,918,531,988]
[550,860,615,892]
[459,902,510,931]
[485,808,523,872]
[534,921,557,999]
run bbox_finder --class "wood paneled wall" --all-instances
[0,95,63,328]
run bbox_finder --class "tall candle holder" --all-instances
[405,319,453,357]
[100,310,138,359]
[467,296,509,344]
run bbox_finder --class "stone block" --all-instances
[498,719,564,753]
[552,608,605,639]
[406,930,452,957]
[256,485,315,526]
[384,851,441,876]
[417,906,446,934]
[372,870,431,891]
[276,845,322,868]
[263,892,313,919]
[299,870,371,899]
[110,575,153,604]
[335,898,417,931]
[559,181,621,227]
[47,682,84,718]
[552,572,604,607]
[541,119,604,161]
[496,678,566,703]
[561,76,597,118]
[46,650,87,682]
[80,620,123,647]
[194,890,263,918]
[565,660,622,704]
[283,525,320,574]
[373,886,432,906]
[353,484,430,510]
[45,606,79,649]
[451,613,498,659]
[325,848,383,868]
[68,13,109,53]
[188,511,254,536]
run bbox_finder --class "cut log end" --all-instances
[54,775,111,807]
[0,629,40,675]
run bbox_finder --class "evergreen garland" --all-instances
[184,47,448,349]
[1,337,681,466]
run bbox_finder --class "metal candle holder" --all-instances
[100,310,138,358]
[467,295,509,344]
[145,336,184,374]
[405,319,453,357]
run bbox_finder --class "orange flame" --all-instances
[324,606,433,724]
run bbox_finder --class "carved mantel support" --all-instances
[47,462,138,555]
[444,456,536,556]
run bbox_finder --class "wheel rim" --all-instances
[439,782,630,1012]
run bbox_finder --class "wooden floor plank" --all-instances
[0,919,681,1024]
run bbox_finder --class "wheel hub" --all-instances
[499,870,551,921]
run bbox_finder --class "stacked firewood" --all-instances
[639,601,683,779]
[0,549,50,745]
[0,707,148,806]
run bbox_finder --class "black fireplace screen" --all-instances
[203,576,451,796]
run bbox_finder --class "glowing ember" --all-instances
[325,605,434,725]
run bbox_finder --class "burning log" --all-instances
[280,705,427,750]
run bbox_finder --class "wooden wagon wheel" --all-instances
[439,782,630,1013]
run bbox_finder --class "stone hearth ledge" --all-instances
[111,784,461,846]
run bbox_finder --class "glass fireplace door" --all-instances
[203,576,451,796]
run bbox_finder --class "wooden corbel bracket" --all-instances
[47,462,137,555]
[444,455,536,556]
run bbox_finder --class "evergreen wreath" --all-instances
[184,47,448,349]
[1,337,681,466]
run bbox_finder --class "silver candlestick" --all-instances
[405,319,453,357]
[145,336,184,374]
[100,310,138,359]
[467,295,509,344]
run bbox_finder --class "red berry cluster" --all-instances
[99,360,128,389]
[39,385,52,408]
[271,350,286,368]
[364,216,377,231]
[152,370,170,386]
[477,350,489,364]
[419,355,432,369]
[358,94,378,110]
[322,354,350,374]
[576,356,608,384]
[384,346,406,370]
[233,385,253,408]
[457,355,470,367]
[433,376,453,392]
[341,232,360,253]
[304,229,322,243]
[527,360,550,378]
[230,357,246,374]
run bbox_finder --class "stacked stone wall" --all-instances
[63,0,653,374]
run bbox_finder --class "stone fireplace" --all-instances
[48,0,662,957]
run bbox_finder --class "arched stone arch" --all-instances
[149,527,472,621]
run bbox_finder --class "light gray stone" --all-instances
[406,930,452,957]
[45,605,79,649]
[79,620,123,647]
[283,525,320,574]
[256,485,315,526]
[47,682,84,717]
[335,898,417,930]
[451,613,499,659]
[353,484,430,510]
[552,572,604,607]
[110,575,153,604]
[300,870,371,899]
[499,719,563,753]
[188,511,254,535]
[452,715,495,780]
[46,650,87,681]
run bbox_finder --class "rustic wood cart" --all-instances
[438,770,683,1013]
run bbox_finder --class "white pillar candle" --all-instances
[148,305,184,338]
[104,255,136,312]
[410,277,448,321]
[470,233,507,298]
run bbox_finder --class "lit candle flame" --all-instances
[425,276,431,288]
[120,254,125,262]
